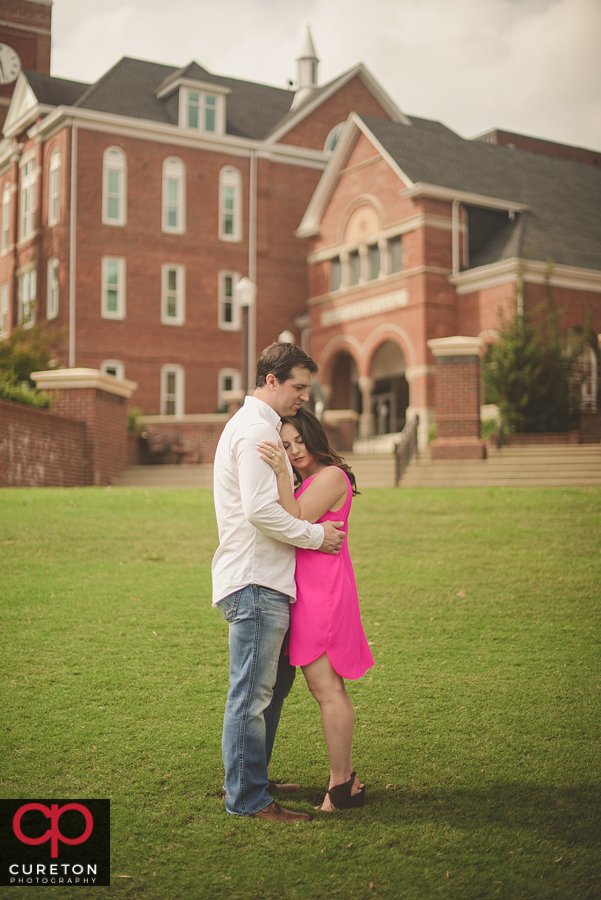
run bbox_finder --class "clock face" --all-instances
[0,44,21,85]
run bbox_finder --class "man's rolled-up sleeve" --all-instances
[235,424,324,549]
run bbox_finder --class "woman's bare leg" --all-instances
[301,653,361,811]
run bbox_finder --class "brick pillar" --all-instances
[426,336,486,460]
[358,376,375,438]
[31,368,138,485]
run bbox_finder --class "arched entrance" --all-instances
[369,341,408,434]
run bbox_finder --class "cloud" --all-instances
[50,0,601,149]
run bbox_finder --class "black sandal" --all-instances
[324,770,362,795]
[321,774,365,810]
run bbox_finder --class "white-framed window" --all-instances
[567,330,599,410]
[579,345,598,409]
[218,368,241,406]
[1,183,11,253]
[219,166,242,242]
[102,147,127,226]
[180,88,224,134]
[218,270,240,330]
[388,236,402,274]
[101,256,126,319]
[161,364,185,416]
[18,266,36,327]
[101,359,125,380]
[324,122,344,153]
[162,156,186,234]
[47,256,59,320]
[161,264,186,325]
[329,257,342,292]
[368,243,381,281]
[0,282,8,337]
[348,250,361,286]
[48,147,60,226]
[20,154,37,241]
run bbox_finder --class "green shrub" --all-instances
[0,323,63,387]
[483,261,593,433]
[480,418,499,441]
[127,406,144,432]
[428,421,499,442]
[0,375,52,409]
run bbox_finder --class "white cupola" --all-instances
[292,25,319,109]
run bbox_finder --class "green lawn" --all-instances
[1,486,600,900]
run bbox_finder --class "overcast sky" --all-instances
[50,0,601,151]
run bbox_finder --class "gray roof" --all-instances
[70,56,294,140]
[361,114,601,271]
[23,70,89,107]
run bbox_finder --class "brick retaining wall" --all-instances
[0,398,86,487]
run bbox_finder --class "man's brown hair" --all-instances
[255,342,318,387]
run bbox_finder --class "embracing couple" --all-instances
[212,342,374,822]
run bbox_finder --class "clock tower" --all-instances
[0,0,52,131]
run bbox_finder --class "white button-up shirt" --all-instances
[211,396,325,605]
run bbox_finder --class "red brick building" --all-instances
[0,9,599,448]
[297,114,601,445]
[0,23,405,418]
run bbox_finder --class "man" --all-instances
[212,342,345,823]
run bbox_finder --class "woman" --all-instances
[257,407,374,811]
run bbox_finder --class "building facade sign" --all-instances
[321,289,408,327]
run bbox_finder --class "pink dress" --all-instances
[289,468,374,680]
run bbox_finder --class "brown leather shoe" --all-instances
[251,801,310,823]
[268,780,301,795]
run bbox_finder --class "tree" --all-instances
[0,323,63,387]
[483,263,592,433]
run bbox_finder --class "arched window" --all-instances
[47,256,59,320]
[324,122,344,153]
[48,147,60,226]
[20,154,37,241]
[102,147,127,226]
[219,166,242,242]
[162,157,186,234]
[1,183,10,252]
[578,344,598,410]
[566,329,599,410]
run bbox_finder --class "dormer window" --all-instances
[179,87,225,135]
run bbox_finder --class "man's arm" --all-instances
[236,426,343,552]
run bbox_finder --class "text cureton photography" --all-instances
[0,799,110,888]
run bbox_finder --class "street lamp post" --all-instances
[235,277,257,394]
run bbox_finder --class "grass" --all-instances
[1,485,600,900]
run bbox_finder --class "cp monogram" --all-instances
[13,803,94,858]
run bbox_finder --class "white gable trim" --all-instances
[266,63,409,145]
[296,112,415,239]
[27,105,330,170]
[450,258,601,295]
[402,183,528,213]
[3,72,53,137]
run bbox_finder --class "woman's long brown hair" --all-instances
[280,406,359,496]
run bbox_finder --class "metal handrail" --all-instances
[394,415,420,485]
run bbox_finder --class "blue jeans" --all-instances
[218,584,296,816]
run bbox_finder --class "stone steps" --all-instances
[401,445,601,488]
[111,455,398,489]
[111,445,601,490]
[111,464,214,488]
